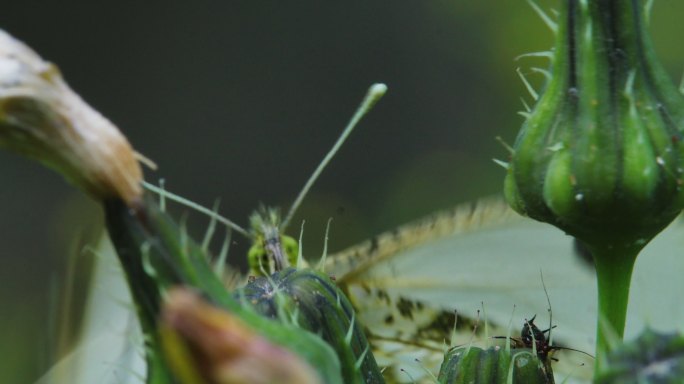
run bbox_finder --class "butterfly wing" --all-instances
[36,236,145,384]
[327,197,684,382]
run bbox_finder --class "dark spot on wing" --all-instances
[416,310,454,341]
[376,289,391,305]
[384,314,394,325]
[396,297,415,320]
[369,236,379,254]
[360,283,371,295]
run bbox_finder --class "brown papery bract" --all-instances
[0,29,143,205]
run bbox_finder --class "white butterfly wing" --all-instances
[36,236,145,384]
[328,197,684,383]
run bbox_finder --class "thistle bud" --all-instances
[238,268,385,384]
[437,346,552,384]
[504,0,684,248]
[503,0,684,366]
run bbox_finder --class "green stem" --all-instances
[590,243,640,374]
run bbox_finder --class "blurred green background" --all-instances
[1,1,683,382]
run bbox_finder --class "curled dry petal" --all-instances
[0,29,142,205]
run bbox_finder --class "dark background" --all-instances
[1,1,683,382]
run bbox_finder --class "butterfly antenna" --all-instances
[281,83,388,229]
[143,181,250,238]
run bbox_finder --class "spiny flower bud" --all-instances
[0,29,143,205]
[504,0,684,248]
[503,0,684,367]
[437,345,552,384]
[238,268,385,384]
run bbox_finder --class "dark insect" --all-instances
[493,272,594,384]
[520,314,557,361]
[490,314,558,384]
[492,315,558,359]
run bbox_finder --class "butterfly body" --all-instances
[247,207,300,275]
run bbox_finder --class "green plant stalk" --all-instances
[590,243,640,373]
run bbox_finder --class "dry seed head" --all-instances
[0,29,142,205]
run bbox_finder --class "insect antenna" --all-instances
[537,272,595,361]
[281,83,388,230]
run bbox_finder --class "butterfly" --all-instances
[323,196,684,383]
[38,81,684,383]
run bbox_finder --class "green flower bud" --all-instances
[437,346,552,384]
[238,268,385,384]
[503,0,684,367]
[505,0,684,247]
